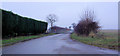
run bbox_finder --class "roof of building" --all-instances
[50,26,68,30]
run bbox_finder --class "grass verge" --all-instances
[70,33,119,50]
[2,33,56,47]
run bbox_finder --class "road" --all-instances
[3,34,118,54]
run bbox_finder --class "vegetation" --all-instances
[2,33,55,46]
[46,14,57,27]
[71,30,118,50]
[2,9,48,39]
[74,10,100,36]
[71,23,76,29]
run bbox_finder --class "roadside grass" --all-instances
[2,33,56,46]
[70,30,119,50]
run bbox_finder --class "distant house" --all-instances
[48,26,71,34]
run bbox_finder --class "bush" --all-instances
[74,10,100,36]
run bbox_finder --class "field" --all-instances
[71,29,119,50]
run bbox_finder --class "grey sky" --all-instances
[2,2,118,29]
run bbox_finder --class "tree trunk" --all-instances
[51,23,53,27]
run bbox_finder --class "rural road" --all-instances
[3,34,118,54]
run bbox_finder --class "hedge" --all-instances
[2,9,48,39]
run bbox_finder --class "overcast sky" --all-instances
[1,2,118,29]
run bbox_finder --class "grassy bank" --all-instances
[70,30,119,50]
[2,33,56,47]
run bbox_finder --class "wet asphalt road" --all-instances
[3,34,118,54]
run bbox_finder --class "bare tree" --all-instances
[47,14,57,27]
[74,10,100,36]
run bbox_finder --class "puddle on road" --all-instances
[54,46,81,54]
[61,39,66,40]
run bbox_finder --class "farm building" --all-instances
[48,26,71,34]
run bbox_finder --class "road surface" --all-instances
[3,34,118,54]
